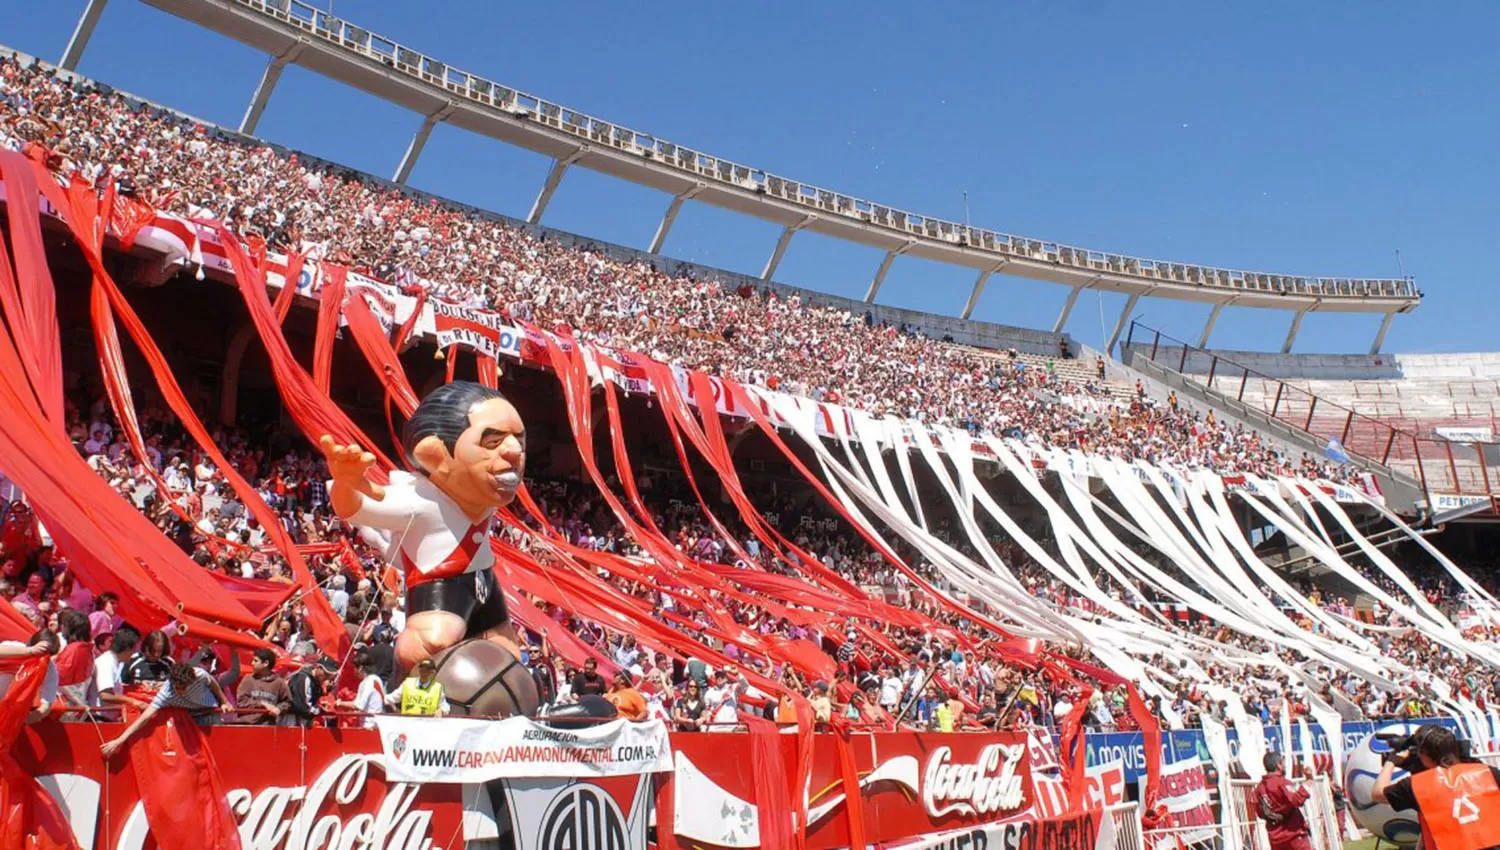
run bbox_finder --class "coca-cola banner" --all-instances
[14,722,1049,850]
[671,731,1034,850]
[13,723,472,850]
[374,716,673,783]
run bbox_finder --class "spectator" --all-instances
[11,573,44,620]
[89,592,122,638]
[53,610,96,709]
[388,658,448,716]
[236,648,292,725]
[672,679,707,731]
[93,627,144,717]
[808,680,833,726]
[605,671,647,721]
[571,656,607,698]
[913,683,942,728]
[527,633,557,707]
[100,660,234,757]
[879,664,904,713]
[121,629,173,686]
[1254,752,1312,850]
[336,649,386,727]
[326,575,349,619]
[286,656,337,727]
[705,665,746,731]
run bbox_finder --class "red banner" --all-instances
[671,731,1035,850]
[9,723,1055,850]
[12,724,468,850]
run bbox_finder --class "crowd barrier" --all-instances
[22,710,1447,850]
[1143,820,1269,850]
[12,718,1117,850]
[1222,777,1342,850]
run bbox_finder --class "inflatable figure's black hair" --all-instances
[402,381,510,471]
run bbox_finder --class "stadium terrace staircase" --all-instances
[1119,323,1500,518]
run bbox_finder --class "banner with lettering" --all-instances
[671,731,1033,850]
[1151,756,1215,844]
[374,716,673,783]
[344,272,424,335]
[1084,759,1126,810]
[1083,717,1465,785]
[883,810,1101,850]
[430,300,523,361]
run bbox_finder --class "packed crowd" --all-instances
[1,52,1487,739]
[0,52,1349,483]
[0,375,1494,738]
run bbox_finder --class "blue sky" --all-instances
[11,1,1499,354]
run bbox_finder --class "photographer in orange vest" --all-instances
[1373,725,1500,850]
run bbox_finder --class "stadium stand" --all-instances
[1123,327,1500,510]
[4,43,1498,730]
[7,6,1496,849]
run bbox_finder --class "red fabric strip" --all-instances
[0,755,80,850]
[743,714,792,850]
[833,731,868,850]
[1060,686,1094,809]
[312,263,347,393]
[654,772,681,850]
[127,709,243,850]
[272,249,305,324]
[0,168,255,632]
[0,154,62,422]
[1127,683,1163,809]
[341,293,421,415]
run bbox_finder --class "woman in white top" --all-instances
[336,649,386,729]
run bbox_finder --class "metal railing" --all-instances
[1109,802,1145,850]
[1126,321,1500,513]
[232,0,1418,307]
[1221,777,1342,850]
[1143,820,1270,850]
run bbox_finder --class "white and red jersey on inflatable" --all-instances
[347,470,495,588]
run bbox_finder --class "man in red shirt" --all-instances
[1253,752,1311,850]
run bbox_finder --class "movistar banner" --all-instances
[1079,717,1463,784]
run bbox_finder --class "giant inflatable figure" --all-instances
[320,381,538,717]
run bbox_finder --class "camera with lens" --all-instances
[1376,728,1472,773]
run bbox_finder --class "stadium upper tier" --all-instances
[114,0,1419,323]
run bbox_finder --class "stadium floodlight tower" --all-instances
[69,0,1423,355]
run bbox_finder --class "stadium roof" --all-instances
[65,0,1422,354]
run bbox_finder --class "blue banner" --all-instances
[1079,717,1463,784]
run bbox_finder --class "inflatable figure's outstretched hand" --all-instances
[319,434,384,518]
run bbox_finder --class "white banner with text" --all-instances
[375,716,673,784]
